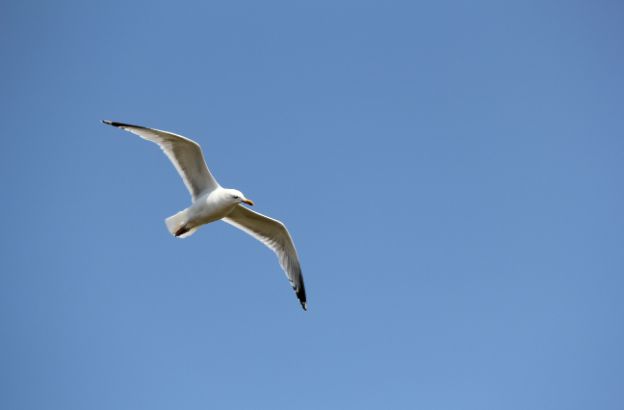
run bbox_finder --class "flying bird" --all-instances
[102,120,307,310]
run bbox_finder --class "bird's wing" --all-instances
[103,121,220,199]
[222,205,307,310]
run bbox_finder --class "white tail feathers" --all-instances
[165,209,197,238]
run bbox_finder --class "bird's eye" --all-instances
[233,195,239,199]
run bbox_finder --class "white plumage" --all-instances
[103,120,307,310]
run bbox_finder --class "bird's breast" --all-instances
[189,194,235,225]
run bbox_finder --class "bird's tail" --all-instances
[165,208,197,238]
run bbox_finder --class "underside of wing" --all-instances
[103,121,220,199]
[223,205,307,310]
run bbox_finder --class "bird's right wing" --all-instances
[103,121,220,199]
[223,205,307,310]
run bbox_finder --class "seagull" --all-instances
[102,120,307,310]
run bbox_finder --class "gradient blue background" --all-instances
[1,1,623,409]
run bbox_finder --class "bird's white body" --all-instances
[103,120,307,310]
[190,189,237,224]
[166,189,244,238]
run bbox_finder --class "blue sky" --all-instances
[1,1,623,409]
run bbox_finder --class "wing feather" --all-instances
[223,205,307,310]
[103,121,219,199]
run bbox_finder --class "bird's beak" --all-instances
[242,198,254,206]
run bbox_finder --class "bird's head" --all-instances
[224,189,254,206]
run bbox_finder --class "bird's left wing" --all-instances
[222,205,307,310]
[103,121,220,199]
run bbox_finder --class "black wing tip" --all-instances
[101,120,147,129]
[296,287,307,311]
[102,120,126,127]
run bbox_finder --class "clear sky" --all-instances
[1,1,623,409]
